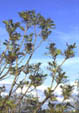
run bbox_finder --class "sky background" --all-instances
[0,0,79,85]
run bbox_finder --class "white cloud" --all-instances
[16,84,48,94]
[62,57,79,66]
[1,92,8,97]
[0,80,12,85]
[53,85,62,95]
[37,85,48,91]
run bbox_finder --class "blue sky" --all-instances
[0,0,79,50]
[0,0,79,84]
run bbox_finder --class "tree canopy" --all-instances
[0,10,78,113]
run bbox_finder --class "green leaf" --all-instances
[56,49,61,55]
[24,35,28,38]
[20,26,25,31]
[3,20,8,25]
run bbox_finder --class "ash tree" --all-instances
[0,10,76,113]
